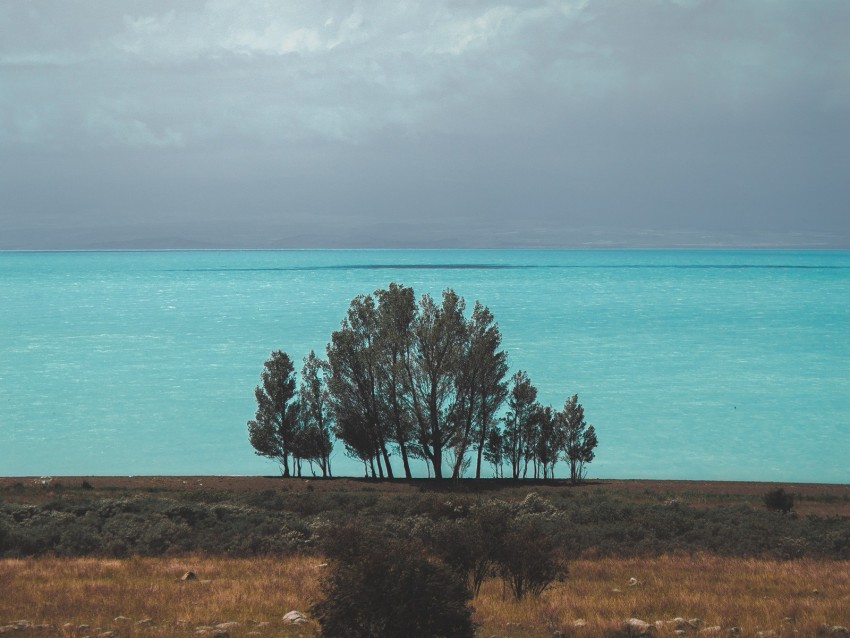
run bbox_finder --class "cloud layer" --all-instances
[2,0,848,248]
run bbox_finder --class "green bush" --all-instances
[312,525,475,638]
[421,495,567,599]
[425,517,494,596]
[496,514,567,599]
[764,487,795,513]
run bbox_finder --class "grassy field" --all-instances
[3,477,850,636]
[2,554,850,637]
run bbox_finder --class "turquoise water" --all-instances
[1,249,848,482]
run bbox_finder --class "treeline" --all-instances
[248,283,598,481]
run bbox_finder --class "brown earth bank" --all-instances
[2,475,850,517]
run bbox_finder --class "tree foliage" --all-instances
[248,350,337,478]
[502,371,541,479]
[374,283,418,478]
[248,283,599,480]
[326,285,511,480]
[247,350,298,477]
[405,290,468,480]
[456,302,509,479]
[326,294,395,478]
[560,394,598,484]
[295,351,334,477]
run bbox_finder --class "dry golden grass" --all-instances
[2,555,850,637]
[476,555,850,636]
[0,556,320,638]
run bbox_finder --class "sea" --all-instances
[1,249,848,483]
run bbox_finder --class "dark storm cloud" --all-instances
[1,0,848,248]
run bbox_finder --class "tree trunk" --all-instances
[432,447,443,480]
[375,449,385,479]
[452,420,474,479]
[381,442,394,479]
[398,441,413,479]
[430,430,444,480]
[475,407,488,479]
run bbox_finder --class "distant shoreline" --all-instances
[4,475,848,491]
[3,246,850,252]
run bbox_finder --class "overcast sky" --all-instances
[1,0,848,249]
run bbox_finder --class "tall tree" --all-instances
[299,350,334,477]
[534,405,563,480]
[559,394,598,484]
[374,283,418,479]
[247,350,298,477]
[326,295,394,478]
[469,302,509,479]
[449,301,509,479]
[502,371,540,480]
[403,290,467,480]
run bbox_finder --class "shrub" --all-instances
[425,517,494,596]
[423,496,568,600]
[312,525,475,638]
[496,514,567,599]
[765,487,794,513]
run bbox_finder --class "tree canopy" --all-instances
[248,283,598,480]
[247,350,298,477]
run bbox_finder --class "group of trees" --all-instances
[487,375,598,483]
[247,283,597,481]
[247,350,333,478]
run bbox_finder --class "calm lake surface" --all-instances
[1,249,848,482]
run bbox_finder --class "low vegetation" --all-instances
[3,480,850,561]
[3,478,850,636]
[0,479,850,564]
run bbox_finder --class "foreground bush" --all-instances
[421,493,567,599]
[497,513,567,598]
[312,525,475,638]
[764,487,795,513]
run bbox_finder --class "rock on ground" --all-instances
[282,611,307,626]
[624,618,653,636]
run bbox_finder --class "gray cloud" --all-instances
[1,0,848,248]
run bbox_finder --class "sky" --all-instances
[1,0,848,249]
